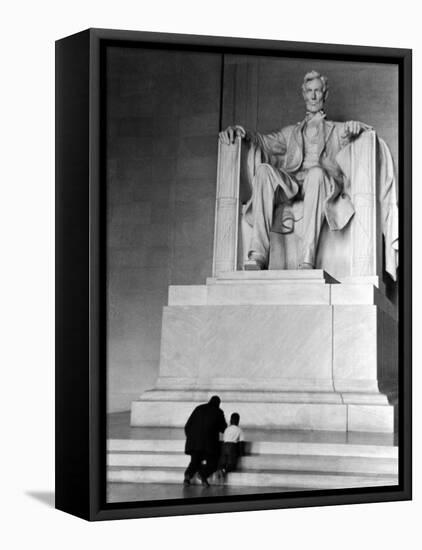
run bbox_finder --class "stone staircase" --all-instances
[107,428,398,490]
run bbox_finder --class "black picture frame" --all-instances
[55,28,412,521]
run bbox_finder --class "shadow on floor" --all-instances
[26,491,55,508]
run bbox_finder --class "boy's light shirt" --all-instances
[223,425,245,443]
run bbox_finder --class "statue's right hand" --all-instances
[219,125,246,144]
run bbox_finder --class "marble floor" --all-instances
[107,481,299,503]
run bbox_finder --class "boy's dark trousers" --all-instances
[219,442,240,472]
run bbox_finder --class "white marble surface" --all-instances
[155,376,335,392]
[348,404,394,433]
[331,283,397,317]
[207,282,330,305]
[132,271,397,432]
[131,400,348,430]
[347,131,380,277]
[108,451,396,475]
[131,398,395,433]
[212,139,242,275]
[331,284,377,305]
[338,275,383,288]
[333,306,378,391]
[140,388,343,403]
[159,304,333,384]
[108,467,397,489]
[108,437,398,459]
[168,276,397,312]
[340,392,389,404]
[209,269,336,282]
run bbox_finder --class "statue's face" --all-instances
[302,78,325,113]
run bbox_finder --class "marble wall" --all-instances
[106,47,222,411]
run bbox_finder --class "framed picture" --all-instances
[55,28,412,521]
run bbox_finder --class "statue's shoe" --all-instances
[245,252,267,270]
[299,262,314,269]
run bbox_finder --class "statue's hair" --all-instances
[302,70,328,95]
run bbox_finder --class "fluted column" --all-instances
[212,137,242,276]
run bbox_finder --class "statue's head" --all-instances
[302,70,328,113]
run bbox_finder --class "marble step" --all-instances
[169,282,333,305]
[138,389,389,405]
[168,282,394,311]
[108,451,397,475]
[108,438,398,459]
[209,270,335,282]
[107,466,398,489]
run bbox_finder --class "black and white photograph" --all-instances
[104,43,404,505]
[4,0,422,546]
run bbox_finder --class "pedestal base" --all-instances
[131,392,394,432]
[131,271,397,432]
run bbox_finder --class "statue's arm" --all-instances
[219,125,287,157]
[252,129,287,157]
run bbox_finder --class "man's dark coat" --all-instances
[184,402,227,456]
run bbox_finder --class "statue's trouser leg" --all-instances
[301,166,329,266]
[248,164,278,265]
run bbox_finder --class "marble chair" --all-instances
[213,130,398,286]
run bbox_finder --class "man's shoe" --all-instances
[183,477,191,486]
[200,476,210,488]
[218,468,226,482]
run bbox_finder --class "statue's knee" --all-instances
[255,164,274,188]
[307,166,324,178]
[305,166,325,186]
[256,163,273,177]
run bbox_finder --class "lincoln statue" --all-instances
[219,70,373,270]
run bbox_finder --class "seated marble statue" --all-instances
[219,70,374,270]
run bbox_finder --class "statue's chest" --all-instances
[304,121,322,142]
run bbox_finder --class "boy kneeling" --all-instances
[218,413,245,479]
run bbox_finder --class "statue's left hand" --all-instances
[344,120,373,137]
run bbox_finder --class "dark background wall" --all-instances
[107,49,398,413]
[106,47,222,411]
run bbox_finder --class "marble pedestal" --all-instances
[131,270,398,432]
